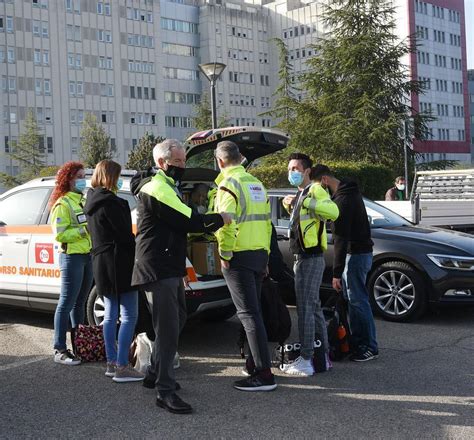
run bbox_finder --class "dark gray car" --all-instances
[269,188,474,322]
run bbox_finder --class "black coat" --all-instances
[331,180,373,278]
[130,170,224,286]
[84,187,135,296]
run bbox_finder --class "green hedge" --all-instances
[251,161,396,200]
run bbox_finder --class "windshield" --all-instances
[364,199,411,228]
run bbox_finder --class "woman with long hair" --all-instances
[49,161,93,365]
[84,160,143,382]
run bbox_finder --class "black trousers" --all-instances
[222,250,271,370]
[144,277,187,396]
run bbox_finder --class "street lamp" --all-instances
[198,62,226,129]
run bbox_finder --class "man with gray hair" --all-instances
[214,140,276,391]
[132,139,231,413]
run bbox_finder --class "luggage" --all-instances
[237,277,291,361]
[323,293,351,361]
[71,324,106,362]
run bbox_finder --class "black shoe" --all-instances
[233,373,277,392]
[350,349,379,362]
[156,393,192,414]
[143,377,181,391]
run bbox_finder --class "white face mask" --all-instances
[396,184,405,191]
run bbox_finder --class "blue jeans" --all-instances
[53,253,94,351]
[342,253,378,353]
[103,291,138,367]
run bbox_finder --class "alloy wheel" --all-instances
[373,269,416,316]
[93,295,106,325]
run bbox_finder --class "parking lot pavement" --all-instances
[1,305,473,440]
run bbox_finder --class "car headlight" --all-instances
[427,254,474,271]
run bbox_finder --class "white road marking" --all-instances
[0,356,49,371]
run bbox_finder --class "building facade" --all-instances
[468,69,474,163]
[1,0,470,188]
[395,0,471,163]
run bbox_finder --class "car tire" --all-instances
[368,261,427,322]
[86,286,106,325]
[200,304,236,322]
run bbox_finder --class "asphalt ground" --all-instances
[0,305,473,440]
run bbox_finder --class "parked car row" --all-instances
[1,127,473,324]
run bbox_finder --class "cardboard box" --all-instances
[191,241,222,276]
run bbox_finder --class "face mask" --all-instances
[396,184,405,191]
[288,170,304,187]
[74,178,86,193]
[164,164,185,183]
[117,178,123,191]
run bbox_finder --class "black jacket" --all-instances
[84,187,135,296]
[331,180,373,278]
[130,170,224,287]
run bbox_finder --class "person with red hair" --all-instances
[49,161,93,365]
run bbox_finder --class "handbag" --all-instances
[71,324,106,362]
[131,332,153,373]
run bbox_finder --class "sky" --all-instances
[467,0,473,68]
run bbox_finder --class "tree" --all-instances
[189,93,230,168]
[79,112,112,168]
[125,132,165,170]
[270,0,432,172]
[0,110,46,188]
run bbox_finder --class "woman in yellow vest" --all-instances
[49,161,93,365]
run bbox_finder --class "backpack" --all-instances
[323,293,351,361]
[237,277,291,358]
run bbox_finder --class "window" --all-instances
[76,81,83,96]
[97,2,103,14]
[104,3,111,15]
[75,54,82,68]
[42,22,49,37]
[151,88,155,100]
[35,79,42,95]
[144,87,149,100]
[101,113,107,123]
[137,87,142,99]
[45,108,52,123]
[6,16,13,33]
[0,17,3,32]
[7,47,15,63]
[65,0,72,11]
[8,77,16,92]
[43,50,49,65]
[69,81,76,96]
[130,86,135,99]
[0,188,51,226]
[68,52,74,67]
[44,79,50,95]
[47,137,53,153]
[33,20,41,36]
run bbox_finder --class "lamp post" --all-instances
[198,62,226,129]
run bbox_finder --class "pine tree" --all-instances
[79,112,112,168]
[0,110,46,188]
[189,93,230,168]
[272,0,432,172]
[125,132,165,170]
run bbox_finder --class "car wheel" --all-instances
[200,304,236,322]
[86,286,106,325]
[368,261,427,322]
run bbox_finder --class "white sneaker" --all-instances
[173,352,180,370]
[280,356,314,377]
[54,349,81,366]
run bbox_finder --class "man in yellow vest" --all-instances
[282,153,339,376]
[214,140,276,392]
[132,139,231,414]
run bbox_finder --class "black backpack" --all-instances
[237,277,291,358]
[323,293,351,361]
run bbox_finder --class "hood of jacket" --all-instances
[83,187,117,215]
[130,167,157,196]
[334,179,360,197]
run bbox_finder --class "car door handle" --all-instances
[14,238,29,244]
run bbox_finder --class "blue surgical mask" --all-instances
[288,171,304,187]
[117,178,123,191]
[74,178,86,193]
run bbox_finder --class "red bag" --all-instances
[71,324,106,362]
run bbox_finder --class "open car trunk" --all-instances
[185,126,290,166]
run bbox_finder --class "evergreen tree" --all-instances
[125,132,165,170]
[189,93,230,168]
[79,112,112,168]
[0,110,46,188]
[272,0,432,172]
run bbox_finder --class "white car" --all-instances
[0,127,290,324]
